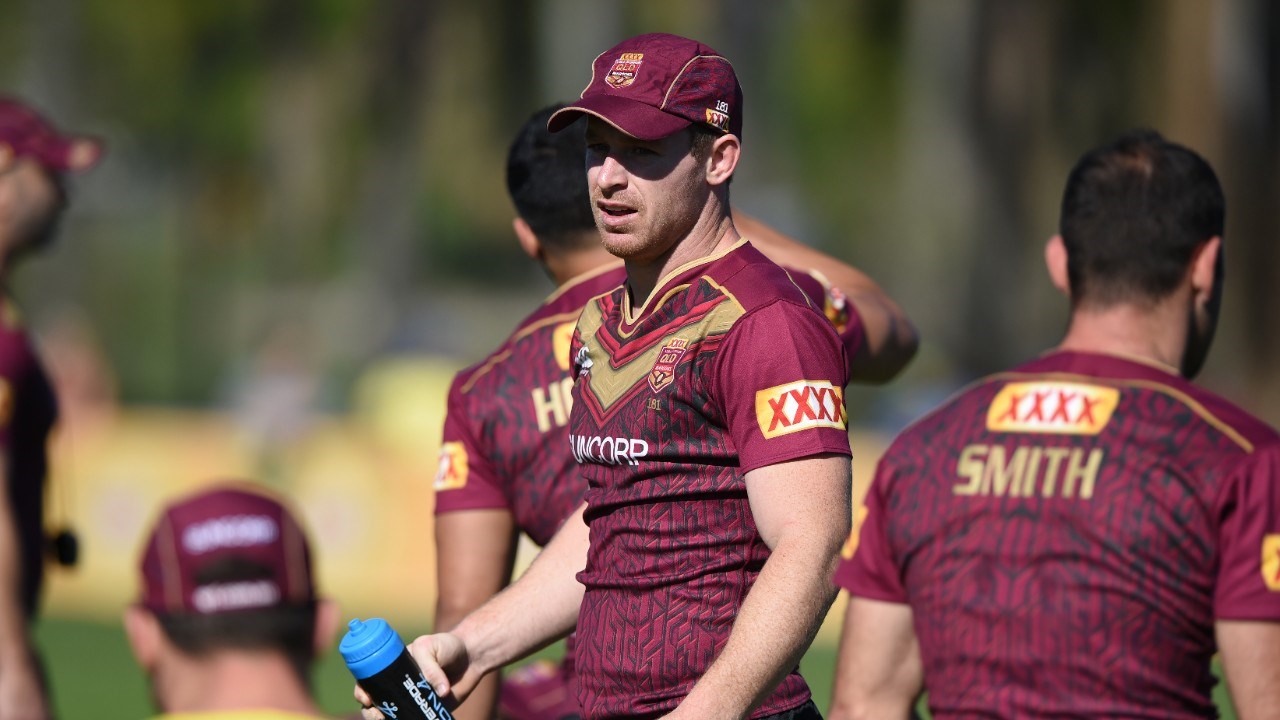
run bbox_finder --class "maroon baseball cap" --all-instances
[0,97,102,173]
[138,483,316,615]
[548,33,743,141]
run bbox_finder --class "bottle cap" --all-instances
[339,617,406,680]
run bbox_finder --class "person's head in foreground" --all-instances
[1050,127,1225,377]
[547,32,744,270]
[125,482,339,717]
[0,97,101,262]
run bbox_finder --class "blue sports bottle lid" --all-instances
[340,617,406,680]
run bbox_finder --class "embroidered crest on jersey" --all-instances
[605,53,644,89]
[648,338,689,393]
[755,380,847,439]
[987,381,1119,435]
[825,285,850,334]
[433,441,469,491]
[553,321,576,372]
[1263,534,1280,591]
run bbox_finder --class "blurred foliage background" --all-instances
[2,0,1276,716]
[3,0,1277,419]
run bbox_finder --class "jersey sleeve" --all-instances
[788,268,867,371]
[1215,443,1280,620]
[710,299,851,474]
[432,373,509,515]
[834,458,908,603]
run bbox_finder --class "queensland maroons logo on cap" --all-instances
[605,53,644,89]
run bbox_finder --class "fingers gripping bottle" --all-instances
[341,618,455,720]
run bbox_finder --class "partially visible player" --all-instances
[124,482,340,718]
[830,129,1280,719]
[433,104,917,719]
[0,97,100,720]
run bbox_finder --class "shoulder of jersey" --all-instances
[705,245,812,314]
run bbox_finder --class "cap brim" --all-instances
[548,95,690,142]
[42,137,103,173]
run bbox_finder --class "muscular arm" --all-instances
[434,509,518,720]
[1217,621,1280,720]
[361,503,589,717]
[0,459,50,720]
[671,454,851,720]
[828,597,923,720]
[733,212,918,384]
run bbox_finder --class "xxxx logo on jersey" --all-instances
[1262,534,1280,592]
[987,381,1119,435]
[648,337,689,393]
[755,380,847,439]
[433,442,469,491]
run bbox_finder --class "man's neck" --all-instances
[1055,294,1190,375]
[157,651,323,716]
[545,241,618,288]
[625,207,737,309]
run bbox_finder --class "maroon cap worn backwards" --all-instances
[139,482,316,615]
[0,97,102,173]
[548,33,743,141]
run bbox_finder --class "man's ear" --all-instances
[513,217,543,262]
[706,134,740,187]
[1045,235,1071,298]
[313,599,342,656]
[1189,236,1222,305]
[123,605,162,671]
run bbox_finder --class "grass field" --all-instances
[36,616,1236,719]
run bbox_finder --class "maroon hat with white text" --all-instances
[547,33,743,141]
[139,482,316,615]
[0,97,101,173]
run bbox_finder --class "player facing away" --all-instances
[432,103,916,720]
[0,97,100,720]
[125,483,341,719]
[830,129,1280,719]
[366,32,858,720]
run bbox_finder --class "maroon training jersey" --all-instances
[836,350,1280,719]
[434,264,626,546]
[0,300,56,618]
[569,240,852,719]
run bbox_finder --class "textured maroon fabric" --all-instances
[0,301,55,618]
[569,241,850,719]
[139,483,316,615]
[837,350,1280,719]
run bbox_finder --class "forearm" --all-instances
[843,289,918,384]
[675,537,842,720]
[448,505,588,696]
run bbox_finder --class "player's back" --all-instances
[434,265,625,545]
[846,350,1280,718]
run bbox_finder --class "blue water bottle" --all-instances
[340,617,455,720]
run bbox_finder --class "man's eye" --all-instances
[631,147,657,157]
[586,143,608,154]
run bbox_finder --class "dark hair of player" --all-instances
[1059,128,1225,310]
[506,104,597,254]
[153,556,319,688]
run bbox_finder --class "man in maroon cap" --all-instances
[364,33,852,720]
[125,482,340,718]
[0,96,101,720]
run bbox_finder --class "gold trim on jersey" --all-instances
[620,238,749,325]
[1041,346,1180,376]
[460,310,587,395]
[544,260,624,305]
[578,295,742,413]
[988,370,1255,453]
